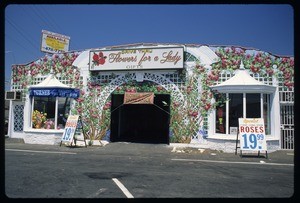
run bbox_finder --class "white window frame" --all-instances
[29,96,71,131]
[209,92,273,140]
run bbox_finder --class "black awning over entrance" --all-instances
[110,94,170,144]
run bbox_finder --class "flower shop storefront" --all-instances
[7,43,294,151]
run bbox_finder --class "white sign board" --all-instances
[238,118,267,151]
[61,115,79,143]
[89,47,184,71]
[41,30,70,54]
[230,127,238,135]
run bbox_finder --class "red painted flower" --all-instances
[98,52,107,65]
[204,103,211,111]
[93,51,107,65]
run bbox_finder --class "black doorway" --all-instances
[110,94,170,144]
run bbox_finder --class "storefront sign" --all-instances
[124,92,154,104]
[29,88,80,98]
[89,47,184,71]
[41,30,70,54]
[61,115,79,143]
[238,118,267,151]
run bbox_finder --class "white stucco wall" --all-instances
[23,131,63,145]
[7,44,291,152]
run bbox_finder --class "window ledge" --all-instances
[24,128,65,134]
[208,134,237,140]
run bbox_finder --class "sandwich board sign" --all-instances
[238,118,267,157]
[61,115,79,144]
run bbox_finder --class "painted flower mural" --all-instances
[12,52,81,94]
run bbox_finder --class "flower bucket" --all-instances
[35,122,42,129]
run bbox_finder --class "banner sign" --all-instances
[41,30,70,54]
[61,115,79,143]
[89,47,184,71]
[238,118,267,151]
[124,92,154,104]
[29,88,80,98]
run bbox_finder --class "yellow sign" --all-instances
[41,30,70,54]
[45,36,66,50]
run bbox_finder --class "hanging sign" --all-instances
[89,47,184,71]
[238,118,267,151]
[61,115,79,143]
[124,92,154,104]
[41,30,70,54]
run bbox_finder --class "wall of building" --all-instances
[7,43,294,151]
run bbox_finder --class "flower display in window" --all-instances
[32,110,47,128]
[44,119,55,129]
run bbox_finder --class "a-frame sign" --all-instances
[60,115,87,147]
[235,118,268,159]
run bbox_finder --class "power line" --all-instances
[38,5,64,32]
[5,34,38,56]
[30,5,80,51]
[5,18,40,51]
[30,5,57,32]
[20,6,45,28]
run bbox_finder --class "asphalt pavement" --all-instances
[3,137,296,199]
[4,137,295,165]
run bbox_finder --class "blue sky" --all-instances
[4,4,294,90]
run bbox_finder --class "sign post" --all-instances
[237,118,268,158]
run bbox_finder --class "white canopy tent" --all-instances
[29,74,80,98]
[210,61,276,93]
[30,74,71,89]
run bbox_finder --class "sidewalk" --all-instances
[5,137,294,165]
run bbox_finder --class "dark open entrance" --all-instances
[110,94,170,144]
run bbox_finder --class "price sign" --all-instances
[61,115,79,143]
[238,118,267,151]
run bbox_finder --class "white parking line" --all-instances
[112,178,134,198]
[171,158,294,166]
[5,148,77,155]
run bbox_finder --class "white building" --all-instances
[6,43,294,152]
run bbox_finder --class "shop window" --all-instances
[263,94,271,135]
[184,52,200,62]
[215,93,271,135]
[31,97,71,130]
[228,94,243,131]
[246,93,261,118]
[57,97,71,129]
[215,93,226,134]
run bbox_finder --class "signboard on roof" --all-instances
[89,47,184,71]
[41,30,70,54]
